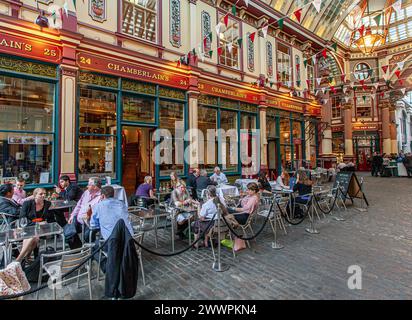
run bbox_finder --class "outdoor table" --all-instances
[155,191,172,203]
[49,200,77,211]
[235,179,257,190]
[0,222,64,266]
[216,184,239,198]
[397,162,408,177]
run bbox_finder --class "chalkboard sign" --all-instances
[333,172,369,206]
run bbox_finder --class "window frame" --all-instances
[0,64,59,189]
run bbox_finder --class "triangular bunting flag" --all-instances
[278,18,284,30]
[399,79,404,86]
[316,78,322,85]
[341,74,346,82]
[360,79,365,86]
[306,79,311,88]
[217,47,223,56]
[323,99,329,105]
[393,0,402,15]
[330,86,336,94]
[237,38,243,48]
[294,8,303,23]
[208,32,213,41]
[386,80,391,87]
[382,65,388,74]
[401,88,406,95]
[297,80,301,87]
[380,92,384,98]
[331,43,338,52]
[374,14,382,26]
[227,42,233,53]
[362,96,366,103]
[215,23,222,35]
[304,59,308,68]
[395,70,401,78]
[313,0,322,13]
[249,32,256,42]
[343,86,348,94]
[244,0,249,7]
[328,76,334,83]
[261,25,268,39]
[321,49,327,59]
[344,96,350,103]
[397,61,405,70]
[232,4,237,16]
[374,83,379,90]
[270,82,274,88]
[312,55,317,65]
[177,60,181,68]
[223,14,229,27]
[72,0,76,10]
[358,25,365,37]
[209,50,213,58]
[322,88,326,95]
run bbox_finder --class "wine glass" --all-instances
[19,217,28,236]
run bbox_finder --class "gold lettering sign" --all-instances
[0,38,32,52]
[107,63,170,82]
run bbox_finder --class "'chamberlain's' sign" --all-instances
[0,33,61,63]
[198,81,260,104]
[267,98,305,113]
[77,53,190,89]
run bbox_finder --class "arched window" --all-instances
[354,63,371,81]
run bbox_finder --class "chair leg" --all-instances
[36,265,43,300]
[88,264,93,300]
[77,269,81,288]
[154,228,158,249]
[139,251,146,286]
[242,229,250,248]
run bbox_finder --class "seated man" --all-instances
[0,184,21,223]
[65,177,102,249]
[210,167,228,185]
[196,169,217,195]
[12,178,33,205]
[90,186,134,273]
[55,175,83,202]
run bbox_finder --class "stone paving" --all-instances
[27,173,412,300]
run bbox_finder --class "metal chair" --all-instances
[207,218,236,260]
[36,246,93,300]
[238,208,258,248]
[128,206,159,248]
[0,213,18,232]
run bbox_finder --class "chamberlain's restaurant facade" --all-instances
[0,0,325,194]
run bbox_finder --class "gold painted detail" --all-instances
[79,71,118,88]
[122,79,156,94]
[220,98,239,110]
[239,102,258,113]
[0,56,56,78]
[159,87,185,100]
[198,94,218,106]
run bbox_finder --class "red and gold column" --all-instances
[381,101,391,155]
[343,103,354,160]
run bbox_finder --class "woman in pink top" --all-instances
[228,182,260,225]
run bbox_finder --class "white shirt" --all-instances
[274,176,287,190]
[199,198,220,220]
[210,172,228,184]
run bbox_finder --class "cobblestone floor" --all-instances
[28,173,412,300]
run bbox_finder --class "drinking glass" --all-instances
[19,217,28,236]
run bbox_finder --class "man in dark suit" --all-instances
[52,175,84,227]
[56,175,83,201]
[196,169,217,196]
[186,168,200,200]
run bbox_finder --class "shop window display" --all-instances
[0,75,55,184]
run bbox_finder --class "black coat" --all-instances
[0,196,20,223]
[59,184,83,202]
[20,199,53,225]
[186,173,197,189]
[105,219,139,299]
[196,176,216,191]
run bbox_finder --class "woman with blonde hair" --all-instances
[169,171,179,190]
[17,188,53,263]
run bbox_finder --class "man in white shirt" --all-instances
[210,167,228,184]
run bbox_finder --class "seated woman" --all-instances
[228,182,260,225]
[274,171,290,191]
[191,185,226,248]
[169,171,179,190]
[289,171,313,218]
[134,176,157,207]
[257,171,272,194]
[17,188,53,263]
[171,181,199,239]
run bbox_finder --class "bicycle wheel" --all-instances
[281,204,306,225]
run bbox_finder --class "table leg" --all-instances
[171,216,175,253]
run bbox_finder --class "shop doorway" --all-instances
[121,126,155,196]
[353,134,380,171]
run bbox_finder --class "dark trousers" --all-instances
[371,165,379,177]
[406,167,412,177]
[64,218,96,249]
[50,209,68,228]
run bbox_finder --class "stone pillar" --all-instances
[343,103,354,159]
[189,0,197,52]
[381,102,391,155]
[390,106,398,154]
[187,91,199,169]
[60,65,78,182]
[319,91,334,168]
[259,105,268,170]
